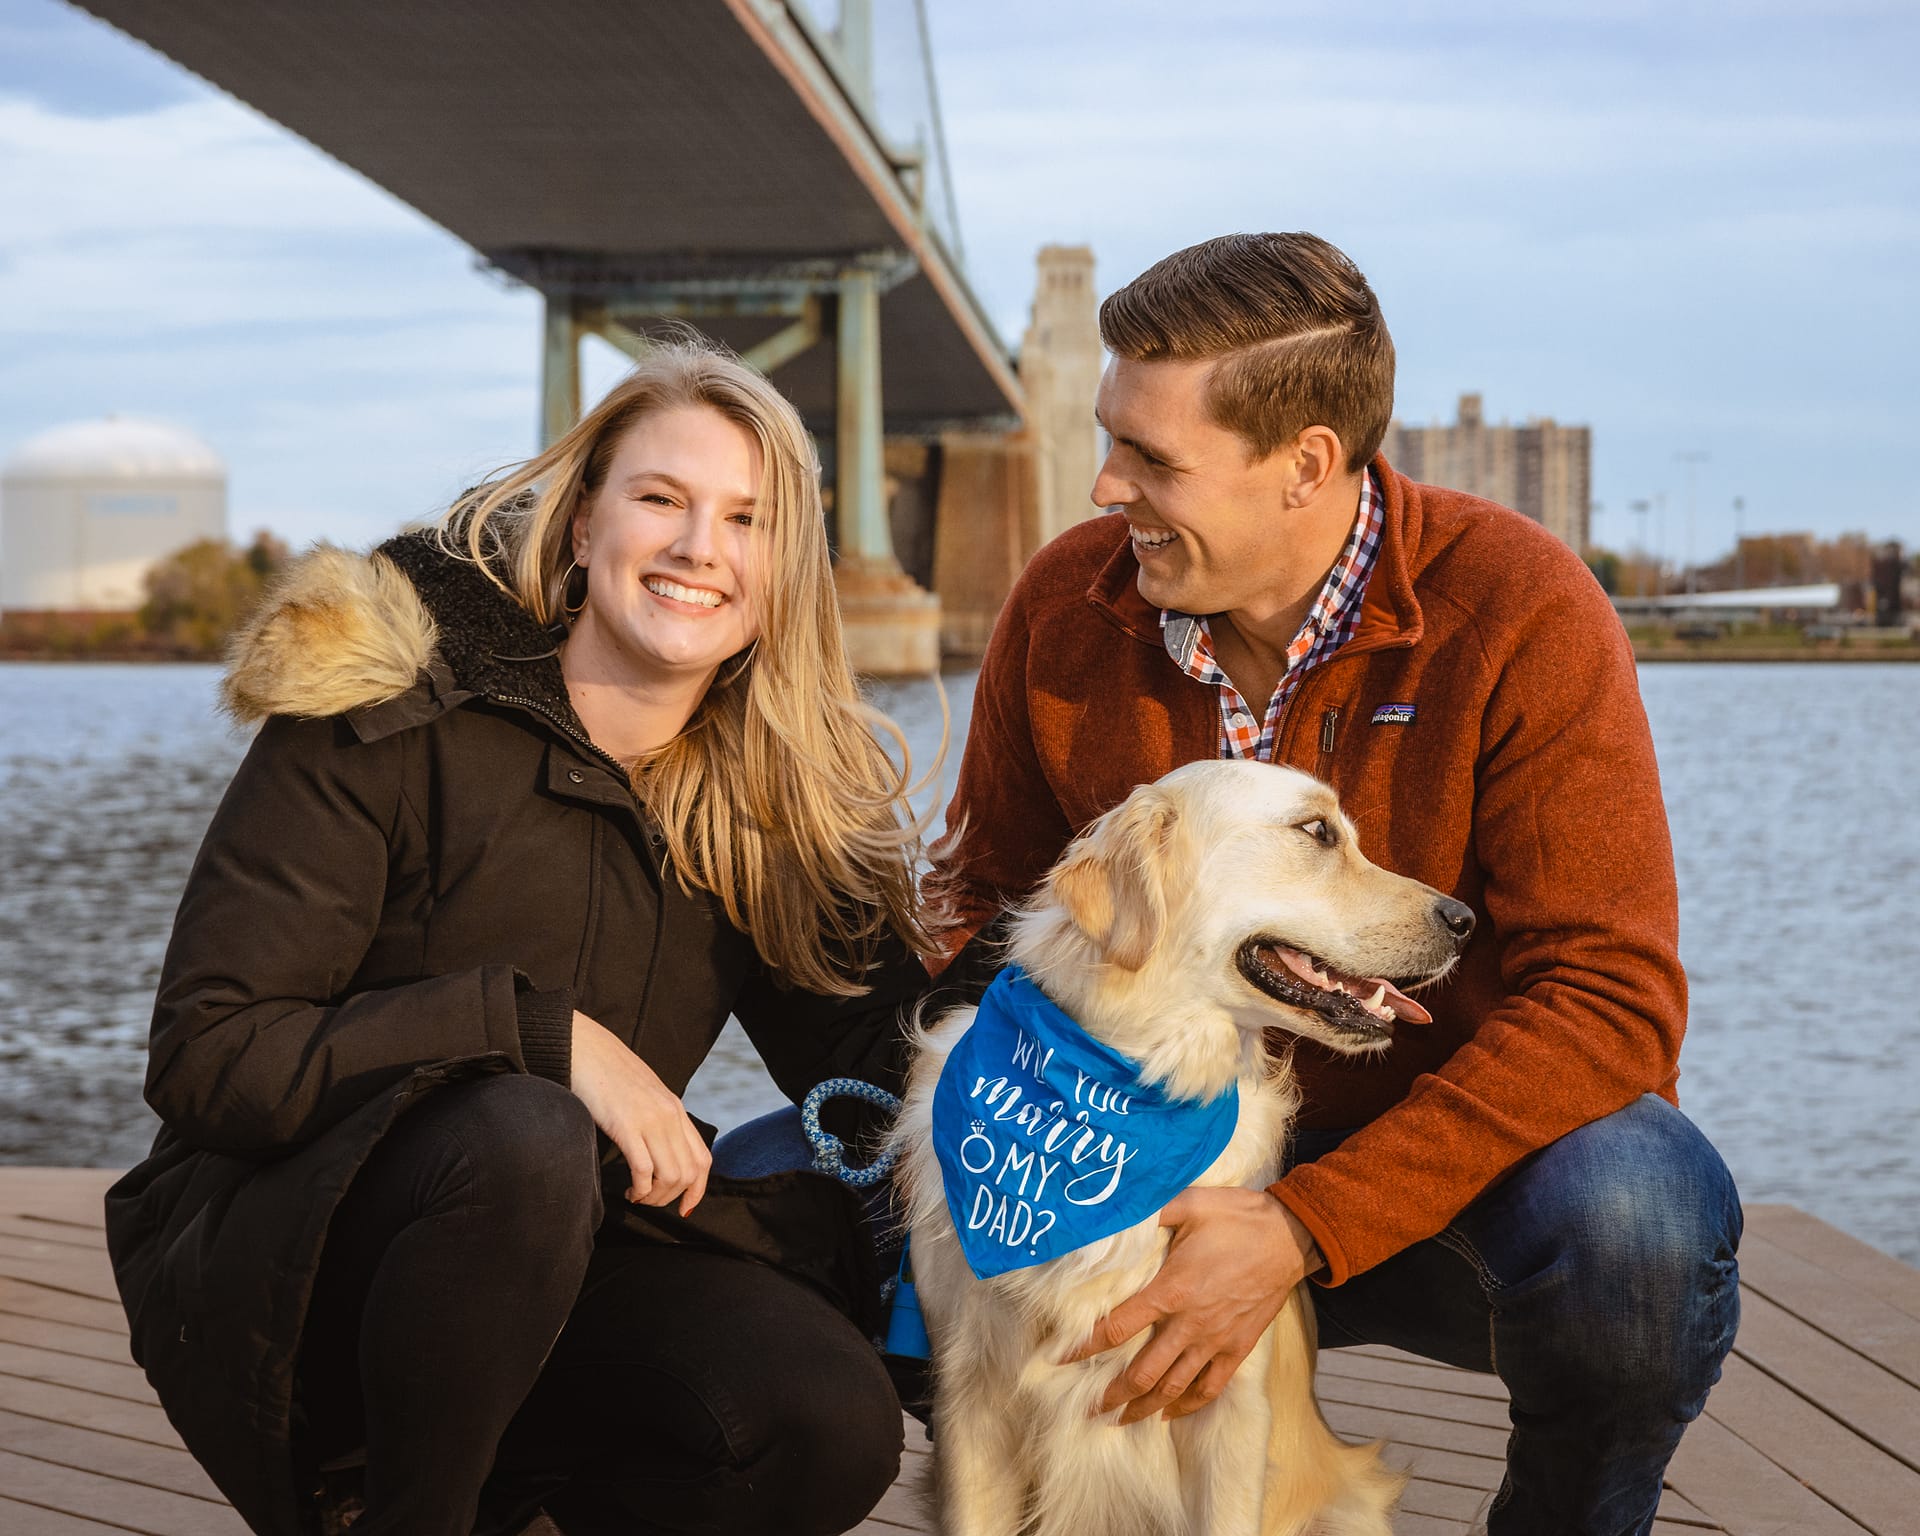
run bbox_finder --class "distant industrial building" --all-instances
[1020,245,1104,548]
[0,417,227,615]
[932,244,1104,655]
[1383,394,1591,551]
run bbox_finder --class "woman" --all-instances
[104,342,937,1536]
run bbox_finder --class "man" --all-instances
[932,232,1740,1534]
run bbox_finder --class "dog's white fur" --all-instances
[891,760,1469,1536]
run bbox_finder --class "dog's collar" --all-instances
[931,966,1240,1279]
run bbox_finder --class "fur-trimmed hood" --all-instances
[223,531,584,739]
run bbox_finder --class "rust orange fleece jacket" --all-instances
[932,460,1687,1285]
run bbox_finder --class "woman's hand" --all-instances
[568,1011,712,1215]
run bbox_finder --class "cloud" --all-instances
[1,0,1916,560]
[0,90,544,551]
[913,0,1918,552]
[0,0,198,116]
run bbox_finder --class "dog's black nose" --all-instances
[1435,898,1476,941]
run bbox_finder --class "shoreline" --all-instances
[1632,646,1920,663]
[0,649,218,664]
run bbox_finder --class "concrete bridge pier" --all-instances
[829,269,941,674]
[540,293,583,453]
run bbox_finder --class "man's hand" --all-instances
[1061,1186,1321,1423]
[568,1011,712,1216]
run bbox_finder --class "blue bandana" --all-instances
[932,966,1240,1279]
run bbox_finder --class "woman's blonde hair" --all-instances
[438,337,936,994]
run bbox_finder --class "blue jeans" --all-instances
[712,1109,900,1237]
[1292,1094,1742,1536]
[711,1109,821,1179]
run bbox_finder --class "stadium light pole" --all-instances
[1654,492,1667,598]
[1677,450,1710,596]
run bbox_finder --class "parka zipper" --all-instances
[490,691,630,777]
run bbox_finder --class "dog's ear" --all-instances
[1050,789,1177,971]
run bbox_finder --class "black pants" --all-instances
[299,1074,903,1536]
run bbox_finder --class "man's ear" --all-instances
[1283,424,1346,508]
[1049,789,1177,971]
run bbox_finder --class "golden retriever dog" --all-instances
[890,759,1474,1536]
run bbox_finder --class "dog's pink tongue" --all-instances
[1319,960,1435,1025]
[1370,979,1433,1026]
[1271,947,1434,1024]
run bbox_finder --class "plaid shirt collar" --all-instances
[1161,469,1385,760]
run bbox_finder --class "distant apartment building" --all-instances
[1382,394,1591,551]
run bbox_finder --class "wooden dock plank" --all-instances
[1380,1437,1506,1493]
[14,1171,1920,1536]
[1744,1206,1920,1321]
[0,1278,129,1336]
[0,1341,159,1407]
[1320,1348,1512,1402]
[1397,1474,1488,1522]
[0,1495,134,1534]
[0,1171,111,1228]
[0,1219,109,1254]
[1737,1230,1920,1392]
[0,1373,179,1449]
[863,1476,928,1531]
[0,1408,224,1504]
[1316,1373,1513,1432]
[1665,1414,1869,1536]
[1706,1354,1920,1535]
[1659,1488,1726,1528]
[0,1312,140,1366]
[1323,1397,1511,1461]
[0,1446,248,1535]
[0,1250,120,1307]
[1732,1290,1920,1470]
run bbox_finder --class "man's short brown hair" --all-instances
[1098,233,1395,471]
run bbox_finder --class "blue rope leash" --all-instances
[801,1078,902,1189]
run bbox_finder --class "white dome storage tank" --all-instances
[1,416,228,613]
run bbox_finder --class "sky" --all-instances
[1,0,1916,565]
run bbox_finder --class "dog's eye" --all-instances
[1298,818,1338,848]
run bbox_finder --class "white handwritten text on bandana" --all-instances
[931,968,1238,1278]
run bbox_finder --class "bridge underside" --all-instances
[75,0,1017,430]
[76,0,1024,669]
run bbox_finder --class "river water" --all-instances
[1,661,1913,1263]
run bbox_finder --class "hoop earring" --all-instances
[561,559,589,621]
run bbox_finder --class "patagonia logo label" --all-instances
[1372,702,1417,726]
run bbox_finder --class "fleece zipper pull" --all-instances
[1319,707,1341,759]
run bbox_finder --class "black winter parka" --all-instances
[103,534,928,1535]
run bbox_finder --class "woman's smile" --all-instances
[643,574,729,610]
